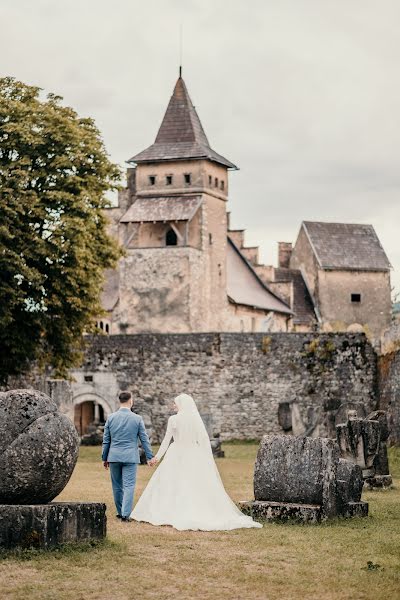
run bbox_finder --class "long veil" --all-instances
[174,393,212,455]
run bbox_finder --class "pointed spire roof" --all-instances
[128,77,237,169]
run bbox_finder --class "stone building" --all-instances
[252,221,392,341]
[289,221,392,339]
[100,75,292,334]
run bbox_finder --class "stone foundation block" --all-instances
[365,475,393,489]
[239,501,323,523]
[341,501,369,518]
[0,502,106,550]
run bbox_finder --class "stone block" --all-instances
[243,434,368,523]
[254,435,339,511]
[336,416,381,477]
[277,402,292,431]
[0,390,79,504]
[365,475,392,489]
[336,458,364,509]
[336,411,393,488]
[0,503,106,550]
[239,501,322,523]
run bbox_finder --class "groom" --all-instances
[102,391,155,522]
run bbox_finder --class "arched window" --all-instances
[166,228,178,246]
[105,323,109,333]
[99,321,104,330]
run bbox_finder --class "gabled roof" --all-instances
[227,238,292,315]
[128,77,237,170]
[302,221,392,271]
[120,196,202,223]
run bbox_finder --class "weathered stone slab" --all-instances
[254,435,339,510]
[336,416,380,477]
[336,459,364,508]
[239,501,322,523]
[340,502,369,518]
[0,390,79,504]
[365,475,392,489]
[0,503,106,549]
[243,434,368,522]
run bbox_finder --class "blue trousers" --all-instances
[109,462,138,518]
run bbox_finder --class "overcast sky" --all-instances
[2,0,399,296]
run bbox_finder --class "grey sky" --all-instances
[2,0,399,295]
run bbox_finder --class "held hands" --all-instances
[148,457,159,467]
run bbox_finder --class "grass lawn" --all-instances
[0,444,399,600]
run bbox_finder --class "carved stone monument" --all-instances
[239,435,367,523]
[0,389,106,549]
[336,410,392,489]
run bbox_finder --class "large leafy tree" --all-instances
[0,77,122,383]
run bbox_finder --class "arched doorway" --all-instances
[74,400,106,436]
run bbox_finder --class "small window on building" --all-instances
[220,180,225,190]
[351,293,361,303]
[184,173,191,185]
[84,375,93,382]
[209,233,213,245]
[105,323,109,333]
[149,175,156,185]
[214,177,218,188]
[99,321,104,330]
[166,175,173,185]
[208,175,212,185]
[166,228,178,246]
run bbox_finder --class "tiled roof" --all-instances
[128,77,237,170]
[101,268,119,312]
[303,221,391,271]
[274,268,317,325]
[227,239,292,315]
[120,196,202,223]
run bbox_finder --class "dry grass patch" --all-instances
[0,445,399,600]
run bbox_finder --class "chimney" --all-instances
[127,167,136,194]
[278,242,293,268]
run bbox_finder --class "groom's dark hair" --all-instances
[119,391,132,403]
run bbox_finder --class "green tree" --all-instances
[0,77,122,383]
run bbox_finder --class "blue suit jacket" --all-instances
[101,409,153,463]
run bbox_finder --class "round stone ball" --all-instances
[0,389,79,504]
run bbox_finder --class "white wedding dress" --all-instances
[131,394,261,531]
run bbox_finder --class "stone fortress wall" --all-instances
[378,322,400,445]
[70,332,378,443]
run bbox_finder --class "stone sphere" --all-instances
[0,389,79,504]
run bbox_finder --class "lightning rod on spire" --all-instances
[179,24,183,77]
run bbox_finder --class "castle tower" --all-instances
[115,75,238,333]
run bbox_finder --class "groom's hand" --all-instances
[103,461,109,470]
[148,457,158,467]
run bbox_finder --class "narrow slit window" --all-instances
[351,293,361,303]
[209,233,213,245]
[184,173,191,185]
[166,228,178,246]
[149,175,156,185]
[105,323,109,333]
[220,180,225,190]
[209,175,212,185]
[166,175,173,185]
[214,177,218,188]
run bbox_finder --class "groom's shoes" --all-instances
[116,514,122,519]
[121,517,133,523]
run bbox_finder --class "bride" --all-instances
[131,393,262,531]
